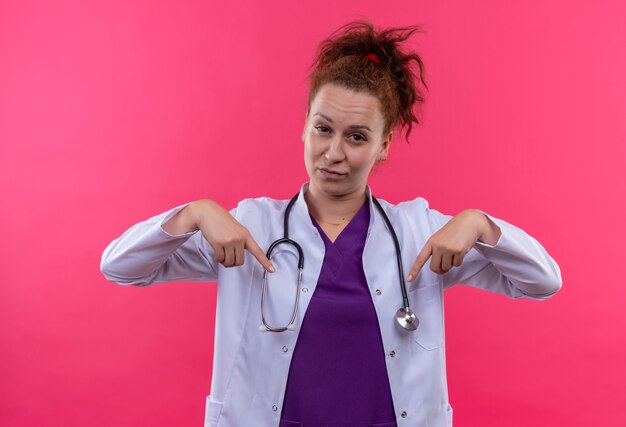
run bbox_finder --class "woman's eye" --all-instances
[314,126,366,143]
[315,125,329,133]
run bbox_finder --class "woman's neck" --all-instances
[304,183,367,225]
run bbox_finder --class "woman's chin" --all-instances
[312,178,357,197]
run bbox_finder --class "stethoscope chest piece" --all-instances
[396,306,419,331]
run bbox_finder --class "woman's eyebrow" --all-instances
[314,112,372,132]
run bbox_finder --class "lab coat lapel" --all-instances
[257,182,327,411]
[362,186,414,352]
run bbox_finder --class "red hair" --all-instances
[305,20,428,144]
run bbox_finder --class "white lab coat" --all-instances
[101,181,562,427]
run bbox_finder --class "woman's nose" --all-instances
[324,136,346,162]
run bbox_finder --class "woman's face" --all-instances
[302,83,392,198]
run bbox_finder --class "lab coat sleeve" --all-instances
[425,206,562,301]
[100,202,236,286]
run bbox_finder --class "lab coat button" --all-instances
[389,350,396,357]
[302,287,309,293]
[401,411,407,418]
[375,289,382,295]
[272,405,278,412]
[282,346,289,352]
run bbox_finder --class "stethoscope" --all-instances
[260,192,419,333]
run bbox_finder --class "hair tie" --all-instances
[366,52,381,64]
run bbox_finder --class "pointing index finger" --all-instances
[245,235,275,273]
[407,243,432,282]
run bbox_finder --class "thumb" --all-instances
[245,234,276,273]
[407,243,432,282]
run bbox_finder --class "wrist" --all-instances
[186,200,204,231]
[473,209,501,245]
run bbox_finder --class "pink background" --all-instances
[1,0,624,426]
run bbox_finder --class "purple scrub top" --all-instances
[279,198,397,427]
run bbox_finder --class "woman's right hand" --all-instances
[190,199,275,273]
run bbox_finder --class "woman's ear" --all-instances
[379,131,393,160]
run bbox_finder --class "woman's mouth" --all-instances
[319,167,347,179]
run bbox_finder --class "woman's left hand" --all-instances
[406,209,501,281]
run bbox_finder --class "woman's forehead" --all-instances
[311,84,382,126]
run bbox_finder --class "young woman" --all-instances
[101,20,562,427]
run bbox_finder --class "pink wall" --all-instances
[1,0,624,425]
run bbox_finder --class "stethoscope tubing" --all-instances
[261,191,414,332]
[371,196,410,310]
